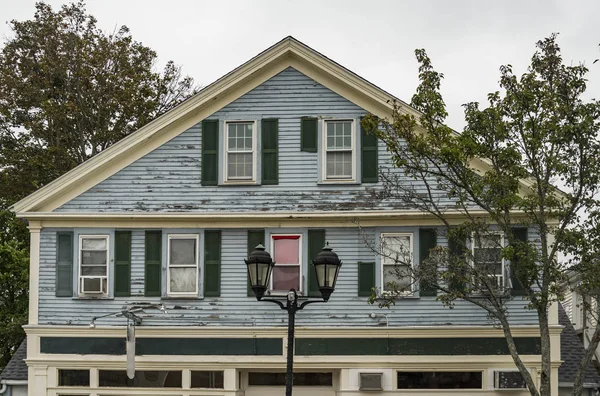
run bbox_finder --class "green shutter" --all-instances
[448,233,467,293]
[361,123,378,183]
[511,228,528,296]
[307,229,326,297]
[419,229,437,297]
[300,117,318,152]
[261,118,279,185]
[247,229,265,296]
[201,119,219,186]
[204,230,222,297]
[358,262,375,297]
[56,231,74,297]
[114,231,131,297]
[145,230,162,297]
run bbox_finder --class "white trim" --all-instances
[380,232,414,295]
[78,235,109,296]
[28,224,41,325]
[167,234,200,296]
[321,119,356,182]
[223,120,257,184]
[269,234,303,293]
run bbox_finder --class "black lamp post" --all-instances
[245,243,342,396]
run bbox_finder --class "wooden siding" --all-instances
[56,67,452,213]
[38,227,538,327]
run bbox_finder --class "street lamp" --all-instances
[245,242,342,396]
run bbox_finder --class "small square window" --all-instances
[270,235,302,292]
[225,121,256,182]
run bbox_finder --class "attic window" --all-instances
[322,120,355,181]
[225,121,256,182]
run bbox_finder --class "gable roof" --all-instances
[0,339,27,382]
[558,303,600,387]
[12,36,417,215]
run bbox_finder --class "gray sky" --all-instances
[1,0,599,130]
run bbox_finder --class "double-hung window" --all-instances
[323,120,355,181]
[167,234,199,296]
[225,121,256,182]
[381,233,413,294]
[471,233,505,290]
[79,235,109,295]
[270,235,302,293]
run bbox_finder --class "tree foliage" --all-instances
[362,34,600,396]
[0,1,197,370]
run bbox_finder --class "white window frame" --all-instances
[224,120,257,183]
[470,232,505,291]
[269,234,303,294]
[167,234,200,296]
[78,235,109,295]
[380,233,414,295]
[321,119,356,182]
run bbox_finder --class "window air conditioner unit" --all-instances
[81,277,106,294]
[494,370,527,389]
[359,373,383,391]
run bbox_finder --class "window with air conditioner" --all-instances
[493,370,527,389]
[79,235,109,295]
[359,372,383,391]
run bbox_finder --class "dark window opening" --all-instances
[397,371,482,389]
[191,371,224,388]
[249,372,332,386]
[58,369,90,387]
[99,370,182,388]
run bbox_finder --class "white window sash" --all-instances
[224,120,257,182]
[269,234,303,293]
[78,235,109,295]
[167,234,199,296]
[322,119,356,181]
[380,233,414,294]
[470,232,505,289]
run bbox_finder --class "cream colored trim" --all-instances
[17,209,550,229]
[28,222,41,325]
[25,324,560,338]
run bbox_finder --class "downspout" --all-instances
[0,383,7,394]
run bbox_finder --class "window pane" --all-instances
[383,264,411,292]
[273,238,300,264]
[397,371,482,389]
[99,370,182,388]
[326,121,352,149]
[248,372,332,386]
[81,251,107,265]
[228,153,253,179]
[496,371,526,389]
[382,235,411,265]
[170,238,196,265]
[59,369,90,386]
[326,151,352,178]
[81,265,107,276]
[228,123,253,152]
[272,266,299,290]
[81,238,106,250]
[169,267,197,293]
[191,371,224,388]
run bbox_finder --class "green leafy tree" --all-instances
[362,34,600,396]
[0,1,197,370]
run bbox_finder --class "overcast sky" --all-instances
[0,0,598,130]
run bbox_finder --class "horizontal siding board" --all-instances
[57,67,456,213]
[38,227,538,327]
